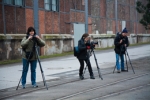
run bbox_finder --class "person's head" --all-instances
[82,33,90,42]
[26,27,36,36]
[121,28,128,37]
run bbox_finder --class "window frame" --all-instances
[3,0,24,7]
[44,0,59,12]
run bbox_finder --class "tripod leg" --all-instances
[124,53,128,72]
[92,50,103,80]
[16,59,29,90]
[113,54,120,73]
[16,76,22,90]
[113,64,116,73]
[83,64,88,75]
[35,46,48,90]
[126,51,135,74]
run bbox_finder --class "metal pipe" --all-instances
[135,0,138,43]
[2,0,6,35]
[33,0,39,35]
[85,0,88,33]
[115,0,118,33]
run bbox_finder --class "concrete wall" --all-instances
[0,34,150,61]
[42,34,73,55]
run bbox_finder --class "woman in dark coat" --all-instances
[77,33,95,80]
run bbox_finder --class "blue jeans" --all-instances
[22,59,37,86]
[116,54,125,70]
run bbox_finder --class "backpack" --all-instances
[74,46,80,57]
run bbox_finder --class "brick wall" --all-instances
[25,9,34,30]
[5,6,15,34]
[0,4,3,33]
[16,8,26,34]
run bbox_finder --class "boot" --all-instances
[90,74,95,79]
[79,74,84,80]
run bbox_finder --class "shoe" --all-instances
[117,70,121,73]
[32,84,38,88]
[79,75,84,80]
[22,85,26,89]
[90,75,95,79]
[121,70,128,72]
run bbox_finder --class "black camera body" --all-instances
[90,41,98,50]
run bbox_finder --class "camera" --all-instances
[90,41,98,49]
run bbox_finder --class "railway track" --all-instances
[1,69,149,100]
[55,72,150,100]
[0,69,111,100]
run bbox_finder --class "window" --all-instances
[14,0,23,6]
[3,0,23,6]
[45,0,59,12]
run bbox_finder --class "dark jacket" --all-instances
[77,38,90,59]
[114,34,129,54]
[21,37,45,60]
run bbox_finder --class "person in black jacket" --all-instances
[77,33,95,80]
[114,28,129,73]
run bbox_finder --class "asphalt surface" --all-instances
[0,44,150,90]
[0,44,150,100]
[0,56,149,100]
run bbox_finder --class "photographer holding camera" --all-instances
[21,27,45,89]
[77,33,95,80]
[114,28,129,73]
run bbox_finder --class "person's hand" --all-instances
[124,44,127,47]
[120,40,122,44]
[35,35,40,39]
[28,35,33,40]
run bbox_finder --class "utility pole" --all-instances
[115,0,118,33]
[33,0,39,35]
[85,0,88,33]
[2,0,6,35]
[135,0,138,43]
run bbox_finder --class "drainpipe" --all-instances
[115,0,118,34]
[2,0,6,35]
[33,0,39,35]
[33,0,40,54]
[85,0,88,33]
[135,0,138,43]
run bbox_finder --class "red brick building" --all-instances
[0,0,148,35]
[0,0,149,60]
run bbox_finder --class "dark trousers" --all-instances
[22,58,37,86]
[78,59,93,76]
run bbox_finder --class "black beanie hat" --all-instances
[122,28,128,33]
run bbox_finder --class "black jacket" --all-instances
[114,34,129,54]
[77,38,90,59]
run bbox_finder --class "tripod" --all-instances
[16,41,48,90]
[84,49,103,80]
[113,47,135,74]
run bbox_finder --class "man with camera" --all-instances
[77,33,95,80]
[114,28,129,73]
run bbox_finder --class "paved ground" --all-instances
[0,44,150,90]
[0,56,150,100]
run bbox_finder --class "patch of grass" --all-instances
[95,42,150,51]
[129,42,150,46]
[0,59,22,65]
[39,51,73,59]
[0,52,73,66]
[0,42,149,65]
